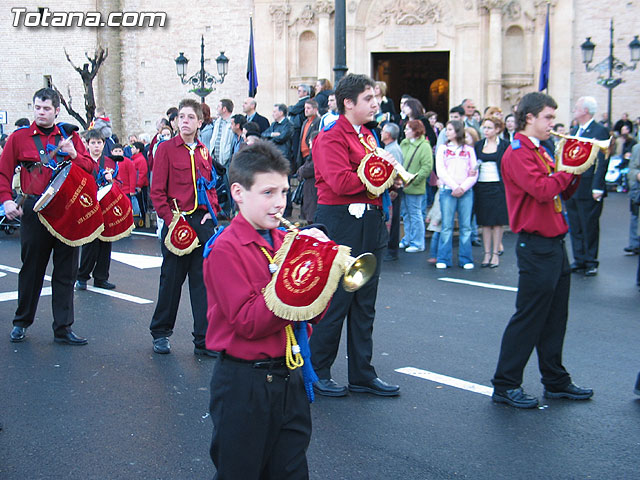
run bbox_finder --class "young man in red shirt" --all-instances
[0,88,92,345]
[310,74,401,397]
[491,92,593,408]
[150,99,219,355]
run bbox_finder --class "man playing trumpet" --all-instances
[491,92,593,408]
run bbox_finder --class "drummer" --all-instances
[0,88,94,345]
[76,129,118,291]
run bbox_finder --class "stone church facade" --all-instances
[1,0,638,139]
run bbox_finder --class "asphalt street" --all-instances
[0,192,638,480]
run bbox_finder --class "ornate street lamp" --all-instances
[580,19,638,128]
[175,35,229,102]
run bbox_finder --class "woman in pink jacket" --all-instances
[435,120,478,269]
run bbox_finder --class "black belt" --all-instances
[519,231,565,241]
[221,353,287,369]
[364,204,382,211]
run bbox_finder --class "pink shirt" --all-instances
[435,143,478,192]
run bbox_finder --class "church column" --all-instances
[315,1,334,80]
[483,1,505,107]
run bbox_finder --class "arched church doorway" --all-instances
[372,51,450,125]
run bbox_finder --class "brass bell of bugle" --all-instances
[342,252,377,292]
[395,164,417,186]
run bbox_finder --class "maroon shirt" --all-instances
[313,114,383,206]
[501,133,579,237]
[0,122,93,203]
[150,135,219,224]
[204,213,319,359]
[131,152,149,188]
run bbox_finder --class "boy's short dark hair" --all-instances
[112,143,124,150]
[15,118,30,127]
[229,140,289,189]
[85,129,105,142]
[132,141,145,152]
[335,74,375,115]
[178,98,203,120]
[449,106,465,116]
[515,92,557,131]
[33,88,60,109]
[243,121,261,138]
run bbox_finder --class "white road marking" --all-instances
[0,272,5,278]
[111,252,163,269]
[438,277,517,292]
[82,286,153,304]
[395,367,494,396]
[0,287,51,302]
[131,231,158,238]
[0,263,152,304]
[0,264,51,281]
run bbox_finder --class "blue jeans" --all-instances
[437,189,474,266]
[401,193,426,249]
[429,231,440,258]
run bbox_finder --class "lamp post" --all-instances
[175,35,229,103]
[580,19,640,129]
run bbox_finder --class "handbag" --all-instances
[292,179,305,205]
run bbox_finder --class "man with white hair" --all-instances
[566,96,610,276]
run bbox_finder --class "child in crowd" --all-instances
[203,140,329,479]
[426,188,442,264]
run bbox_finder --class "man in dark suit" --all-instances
[241,97,270,133]
[288,84,311,158]
[295,99,321,169]
[566,96,610,276]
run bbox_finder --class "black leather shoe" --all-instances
[54,331,88,345]
[471,239,482,247]
[194,346,218,357]
[10,326,26,343]
[584,267,598,277]
[153,337,171,354]
[94,280,116,289]
[492,387,538,408]
[313,379,348,397]
[570,263,586,273]
[75,280,87,290]
[543,382,593,400]
[348,377,400,397]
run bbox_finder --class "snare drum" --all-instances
[97,183,134,242]
[35,163,104,246]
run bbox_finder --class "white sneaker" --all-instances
[435,262,447,269]
[399,241,407,249]
[462,263,475,270]
[405,246,424,253]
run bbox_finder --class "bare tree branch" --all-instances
[59,46,109,129]
[53,84,88,129]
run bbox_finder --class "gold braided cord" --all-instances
[285,324,304,370]
[183,145,199,215]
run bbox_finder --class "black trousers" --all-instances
[135,186,148,221]
[566,196,604,268]
[492,233,572,392]
[78,238,112,282]
[13,197,78,336]
[387,192,403,252]
[149,210,215,347]
[309,204,388,384]
[209,359,310,480]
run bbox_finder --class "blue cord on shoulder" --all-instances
[203,225,226,258]
[511,139,521,150]
[323,120,337,132]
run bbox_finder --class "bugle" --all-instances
[274,213,376,292]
